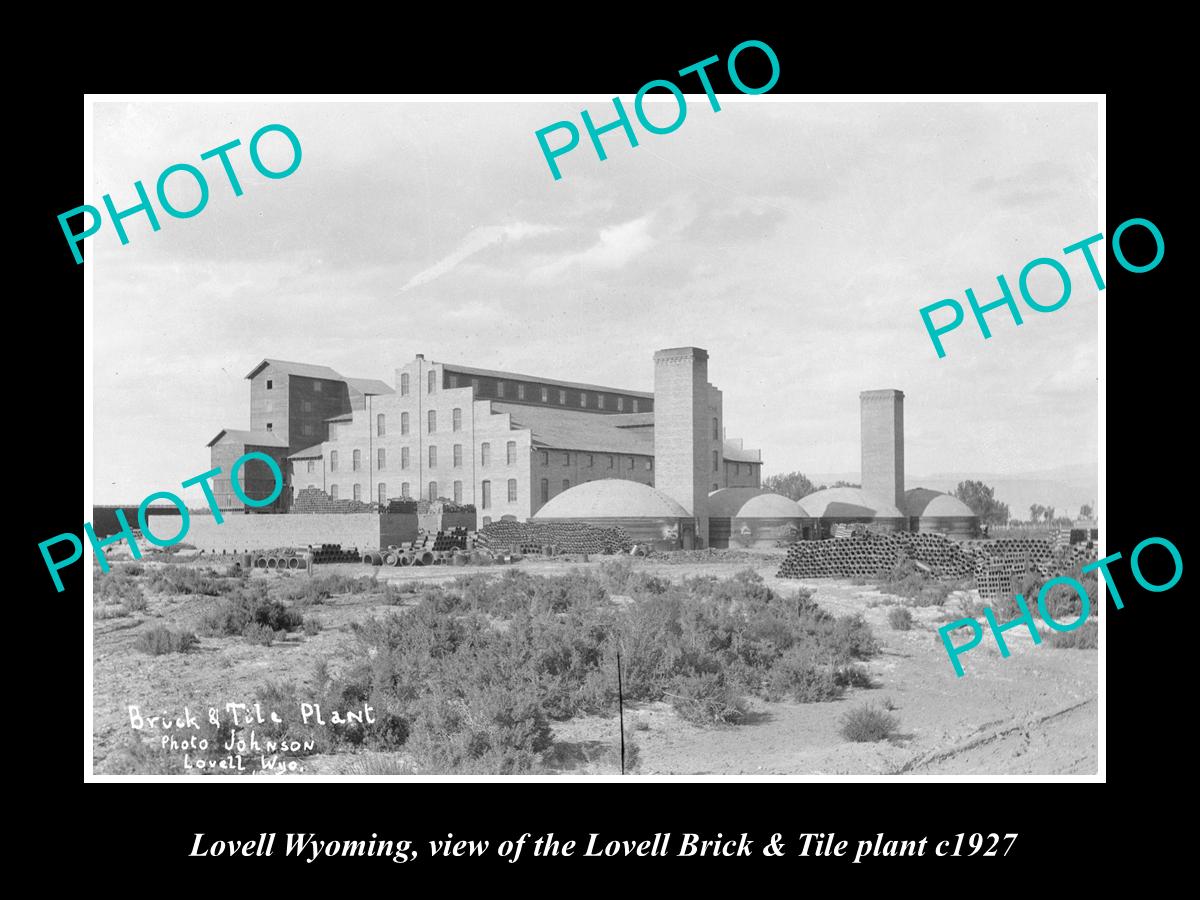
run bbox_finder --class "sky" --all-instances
[90,99,1099,505]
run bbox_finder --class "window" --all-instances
[377,414,386,437]
[562,479,570,492]
[428,370,436,393]
[597,395,605,410]
[449,375,459,388]
[378,448,386,470]
[401,447,410,469]
[427,410,436,433]
[541,386,549,402]
[632,399,640,413]
[453,480,463,504]
[507,479,517,502]
[265,378,275,390]
[541,450,549,466]
[307,460,314,473]
[580,393,587,408]
[301,423,314,436]
[313,381,322,393]
[540,478,549,503]
[482,516,492,526]
[617,397,624,411]
[330,450,339,471]
[400,373,409,396]
[328,423,338,440]
[428,445,437,468]
[586,454,594,467]
[646,460,653,471]
[428,481,438,500]
[330,484,338,499]
[481,480,491,509]
[401,482,410,498]
[353,483,362,502]
[713,417,720,440]
[628,457,635,469]
[471,378,480,392]
[453,444,463,467]
[302,400,312,413]
[401,412,409,435]
[558,389,566,404]
[713,450,719,472]
[518,384,526,400]
[452,408,462,431]
[266,422,273,431]
[378,483,387,504]
[713,483,719,491]
[481,442,491,467]
[562,452,570,466]
[497,381,505,398]
[506,441,516,465]
[353,449,361,471]
[608,456,614,469]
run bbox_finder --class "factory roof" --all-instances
[206,428,288,448]
[491,403,653,455]
[609,412,656,428]
[723,441,762,463]
[345,377,395,396]
[533,479,689,519]
[706,487,766,518]
[736,493,807,518]
[443,362,653,399]
[798,486,905,519]
[903,488,977,519]
[288,444,324,460]
[325,412,354,423]
[244,358,344,381]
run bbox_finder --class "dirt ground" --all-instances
[91,549,1098,776]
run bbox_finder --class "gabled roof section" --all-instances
[491,402,653,456]
[244,358,344,381]
[346,377,395,396]
[207,428,288,448]
[443,362,652,399]
[288,444,325,460]
[723,440,762,463]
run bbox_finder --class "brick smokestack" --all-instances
[860,389,905,509]
[654,347,710,546]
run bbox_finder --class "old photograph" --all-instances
[85,97,1100,777]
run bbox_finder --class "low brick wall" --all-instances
[189,513,418,555]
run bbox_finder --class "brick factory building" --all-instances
[210,351,763,527]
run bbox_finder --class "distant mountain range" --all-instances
[805,463,1098,518]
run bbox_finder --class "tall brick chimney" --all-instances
[860,389,905,509]
[654,347,709,546]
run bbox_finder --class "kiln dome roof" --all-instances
[533,479,690,519]
[798,486,904,519]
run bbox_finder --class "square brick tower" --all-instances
[860,389,905,509]
[654,347,710,545]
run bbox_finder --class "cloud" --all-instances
[527,214,655,283]
[399,221,557,292]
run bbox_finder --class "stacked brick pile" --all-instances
[476,520,632,555]
[386,499,419,514]
[310,543,361,563]
[293,487,375,514]
[969,538,1097,600]
[416,499,477,515]
[776,529,975,580]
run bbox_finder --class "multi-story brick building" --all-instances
[212,352,763,523]
[207,359,393,512]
